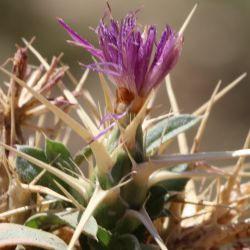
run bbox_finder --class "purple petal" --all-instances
[89,122,116,144]
[110,19,119,37]
[112,12,141,93]
[135,26,156,93]
[120,12,137,39]
[98,111,126,127]
[98,20,118,62]
[79,62,121,76]
[151,26,171,65]
[59,11,183,100]
[118,12,137,65]
[58,18,104,60]
[81,61,120,69]
[144,30,183,95]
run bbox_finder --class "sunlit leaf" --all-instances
[145,115,200,153]
[0,223,67,250]
[25,211,98,239]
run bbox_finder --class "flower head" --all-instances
[59,10,183,112]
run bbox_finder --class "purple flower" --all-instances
[58,11,183,102]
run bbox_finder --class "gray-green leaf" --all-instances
[145,115,201,154]
[25,211,98,239]
[0,223,67,250]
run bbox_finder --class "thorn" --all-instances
[179,4,198,35]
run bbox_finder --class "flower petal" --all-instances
[79,62,121,76]
[89,123,116,144]
[144,28,183,95]
[59,10,183,102]
[135,26,156,93]
[98,20,119,63]
[98,111,126,127]
[58,18,104,60]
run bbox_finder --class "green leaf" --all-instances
[16,145,48,184]
[115,215,140,235]
[0,223,67,250]
[74,145,92,165]
[106,125,121,153]
[25,211,98,239]
[97,226,112,247]
[16,145,65,194]
[45,138,76,171]
[145,185,169,219]
[94,196,126,230]
[145,115,200,154]
[154,164,189,191]
[110,234,141,250]
[16,143,84,205]
[26,211,113,249]
[25,213,62,229]
[134,124,145,163]
[60,211,98,238]
[146,164,189,219]
[44,139,85,203]
[45,138,71,161]
[111,150,132,184]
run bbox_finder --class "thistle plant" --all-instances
[0,4,250,250]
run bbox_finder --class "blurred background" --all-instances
[0,0,249,155]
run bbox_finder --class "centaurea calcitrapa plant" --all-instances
[0,4,250,250]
